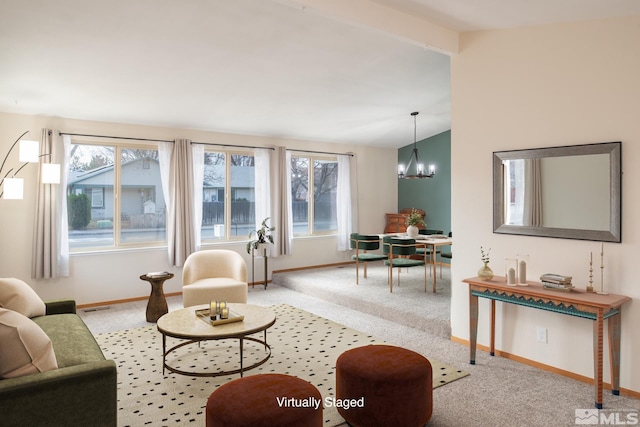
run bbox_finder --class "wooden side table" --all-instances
[140,272,174,322]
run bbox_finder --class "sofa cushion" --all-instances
[0,278,46,318]
[33,313,105,368]
[0,308,58,379]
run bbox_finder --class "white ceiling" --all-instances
[371,0,640,32]
[1,0,639,148]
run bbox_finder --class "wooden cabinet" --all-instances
[384,213,409,233]
[384,209,426,234]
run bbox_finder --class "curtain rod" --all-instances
[191,141,275,151]
[287,148,353,157]
[58,133,351,156]
[59,132,275,151]
[59,132,174,143]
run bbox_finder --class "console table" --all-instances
[462,276,630,409]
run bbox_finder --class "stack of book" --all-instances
[540,274,573,291]
[146,271,171,278]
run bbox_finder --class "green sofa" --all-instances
[0,300,117,427]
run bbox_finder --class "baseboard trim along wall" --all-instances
[450,336,640,399]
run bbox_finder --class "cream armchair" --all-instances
[182,249,248,308]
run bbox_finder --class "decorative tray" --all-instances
[195,308,244,326]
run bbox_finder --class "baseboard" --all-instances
[272,262,353,274]
[77,292,183,309]
[450,335,640,399]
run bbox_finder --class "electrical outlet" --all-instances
[536,327,548,343]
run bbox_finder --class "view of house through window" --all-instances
[291,155,338,235]
[67,143,166,250]
[201,151,255,241]
[67,143,337,250]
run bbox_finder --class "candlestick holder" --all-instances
[597,243,608,295]
[586,251,595,292]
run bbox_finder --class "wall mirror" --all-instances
[493,141,621,242]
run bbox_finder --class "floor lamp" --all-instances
[1,131,61,199]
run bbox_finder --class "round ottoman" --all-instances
[206,374,322,427]
[336,345,432,427]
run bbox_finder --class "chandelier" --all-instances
[397,112,435,179]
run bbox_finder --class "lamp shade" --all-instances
[42,163,61,184]
[3,178,24,199]
[18,140,39,163]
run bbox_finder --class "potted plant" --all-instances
[406,208,424,238]
[246,217,275,255]
[478,246,494,280]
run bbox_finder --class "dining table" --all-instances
[414,234,452,291]
[383,233,452,292]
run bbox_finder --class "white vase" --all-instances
[256,242,270,257]
[406,225,419,238]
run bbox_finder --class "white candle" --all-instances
[210,301,218,319]
[518,260,527,284]
[508,268,516,284]
[221,307,229,319]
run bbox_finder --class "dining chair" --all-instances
[350,233,387,284]
[382,236,427,293]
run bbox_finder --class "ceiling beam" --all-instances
[276,0,459,55]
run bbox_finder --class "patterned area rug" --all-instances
[96,304,469,426]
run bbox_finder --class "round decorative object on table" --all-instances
[206,373,322,427]
[139,272,174,323]
[478,262,494,281]
[406,224,419,238]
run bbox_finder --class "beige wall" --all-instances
[451,16,640,393]
[0,112,398,304]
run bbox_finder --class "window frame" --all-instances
[200,148,256,243]
[290,153,339,236]
[67,139,166,252]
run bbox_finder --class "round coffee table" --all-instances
[157,303,276,378]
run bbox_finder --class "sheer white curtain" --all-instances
[31,129,69,278]
[192,144,204,250]
[336,154,353,251]
[159,139,198,267]
[254,148,271,231]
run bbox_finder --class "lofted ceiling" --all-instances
[1,0,639,148]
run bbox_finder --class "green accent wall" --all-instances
[397,130,451,260]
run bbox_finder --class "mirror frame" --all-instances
[493,141,621,242]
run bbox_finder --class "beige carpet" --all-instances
[96,304,468,426]
[272,263,452,338]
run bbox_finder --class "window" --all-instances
[67,142,166,250]
[91,188,104,208]
[290,155,338,235]
[201,151,255,241]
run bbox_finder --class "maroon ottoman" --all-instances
[206,374,322,427]
[336,345,433,427]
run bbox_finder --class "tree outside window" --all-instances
[67,143,166,250]
[290,155,338,235]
